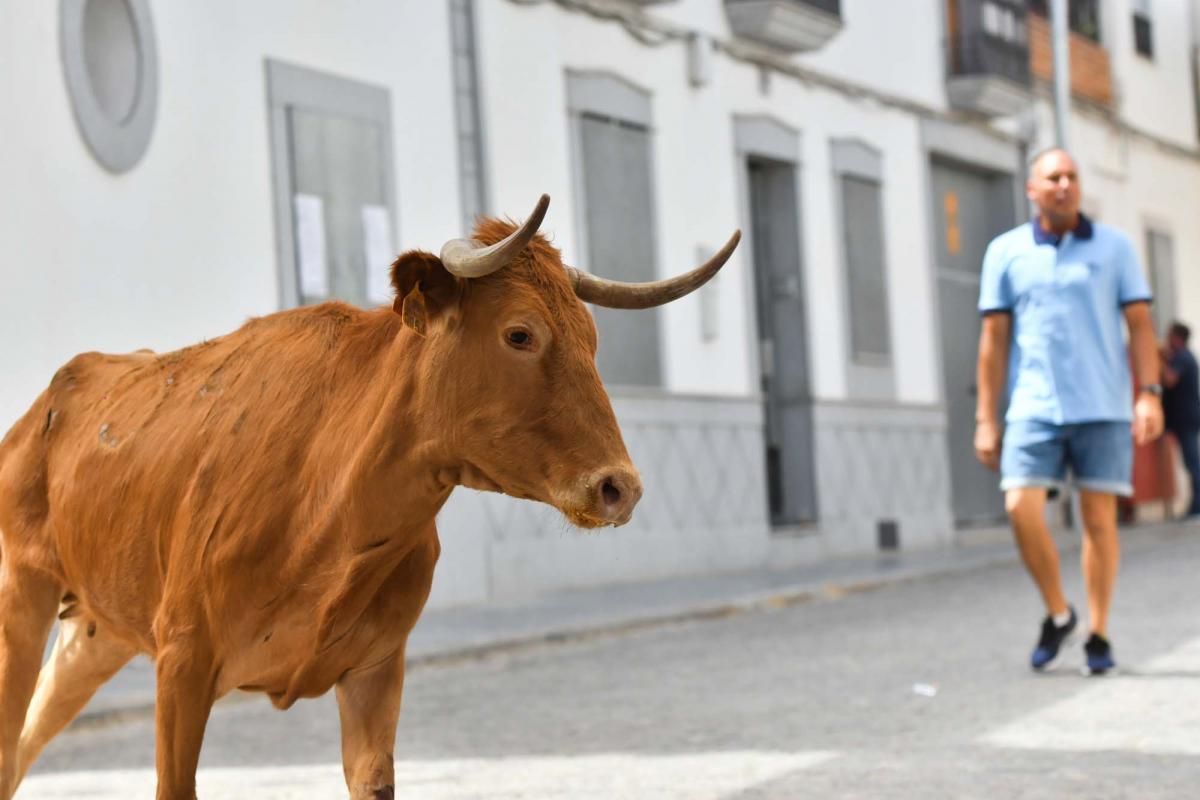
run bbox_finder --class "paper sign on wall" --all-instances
[293,193,328,298]
[362,205,395,305]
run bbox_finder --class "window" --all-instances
[60,0,159,173]
[981,1,1027,45]
[568,73,662,388]
[1132,0,1153,58]
[1029,0,1101,43]
[841,176,891,362]
[266,61,398,310]
[832,138,894,400]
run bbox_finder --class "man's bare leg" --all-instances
[1079,491,1120,637]
[1005,487,1069,615]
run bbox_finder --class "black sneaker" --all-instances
[1083,633,1116,676]
[1030,606,1077,670]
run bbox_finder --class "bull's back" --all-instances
[1,339,284,642]
[0,350,193,642]
[1,305,395,652]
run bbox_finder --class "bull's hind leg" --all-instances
[0,555,59,800]
[13,616,135,786]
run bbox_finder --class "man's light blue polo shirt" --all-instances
[977,214,1151,425]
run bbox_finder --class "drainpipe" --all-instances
[1050,0,1071,149]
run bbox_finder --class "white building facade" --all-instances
[1,0,1198,608]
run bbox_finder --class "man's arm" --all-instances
[1124,301,1164,444]
[974,312,1011,470]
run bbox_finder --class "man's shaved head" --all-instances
[1028,147,1076,177]
[1026,148,1081,233]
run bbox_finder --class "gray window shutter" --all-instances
[569,71,661,388]
[580,114,662,387]
[841,175,891,361]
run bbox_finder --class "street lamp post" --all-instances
[1051,0,1071,149]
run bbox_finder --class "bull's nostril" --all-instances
[601,479,622,507]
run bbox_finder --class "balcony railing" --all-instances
[944,20,1033,117]
[947,32,1031,86]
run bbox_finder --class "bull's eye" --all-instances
[505,328,534,350]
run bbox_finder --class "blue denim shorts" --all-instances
[1000,419,1133,496]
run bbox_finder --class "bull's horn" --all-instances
[440,194,551,278]
[569,230,741,309]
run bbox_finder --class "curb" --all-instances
[68,523,1184,732]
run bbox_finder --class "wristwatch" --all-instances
[1141,383,1163,397]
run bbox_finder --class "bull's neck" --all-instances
[308,316,455,541]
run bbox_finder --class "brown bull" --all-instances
[0,195,739,799]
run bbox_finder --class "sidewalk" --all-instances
[72,522,1183,727]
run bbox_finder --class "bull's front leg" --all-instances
[152,633,218,800]
[336,651,406,800]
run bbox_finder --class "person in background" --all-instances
[974,148,1163,676]
[1161,321,1200,519]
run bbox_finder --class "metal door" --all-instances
[932,159,1014,525]
[748,159,817,525]
[1146,230,1177,336]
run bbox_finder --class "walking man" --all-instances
[1161,321,1200,518]
[974,148,1163,675]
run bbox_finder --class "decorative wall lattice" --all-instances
[813,402,952,525]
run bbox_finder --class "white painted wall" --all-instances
[796,0,949,111]
[1105,0,1200,148]
[651,0,950,111]
[476,0,756,399]
[477,0,942,405]
[0,1,461,433]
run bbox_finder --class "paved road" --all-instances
[23,527,1200,798]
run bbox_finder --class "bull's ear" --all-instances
[389,250,461,336]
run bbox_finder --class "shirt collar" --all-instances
[1032,212,1093,247]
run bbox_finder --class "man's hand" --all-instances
[1133,394,1164,445]
[974,419,1002,471]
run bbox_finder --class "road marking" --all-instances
[22,750,839,798]
[982,635,1200,755]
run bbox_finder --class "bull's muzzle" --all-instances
[584,465,643,526]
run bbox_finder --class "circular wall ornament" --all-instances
[60,0,159,173]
